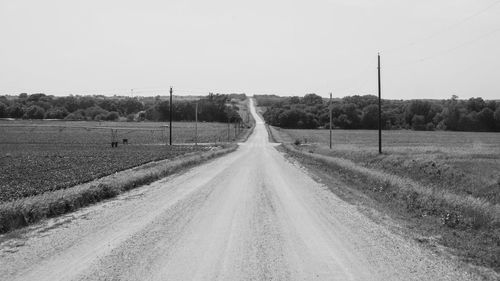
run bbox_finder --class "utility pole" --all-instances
[378,53,382,154]
[169,86,173,146]
[329,92,332,149]
[226,97,230,142]
[227,117,230,142]
[195,102,198,146]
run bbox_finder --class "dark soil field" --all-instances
[0,121,245,203]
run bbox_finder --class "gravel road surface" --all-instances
[0,99,478,280]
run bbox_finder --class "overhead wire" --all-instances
[385,27,500,69]
[383,0,500,55]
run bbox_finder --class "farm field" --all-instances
[273,128,500,204]
[0,120,243,144]
[0,121,245,203]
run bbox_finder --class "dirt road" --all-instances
[0,99,478,280]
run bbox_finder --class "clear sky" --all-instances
[1,0,499,99]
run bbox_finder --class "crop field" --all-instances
[272,128,500,204]
[0,121,245,203]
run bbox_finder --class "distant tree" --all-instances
[78,96,96,109]
[120,98,143,115]
[466,97,486,112]
[7,103,25,118]
[459,111,480,131]
[0,102,7,118]
[18,93,28,100]
[289,96,300,104]
[97,99,119,112]
[477,108,495,131]
[335,114,352,128]
[44,107,69,119]
[126,114,135,122]
[494,107,500,131]
[23,105,45,119]
[105,111,120,121]
[486,100,497,111]
[443,102,462,131]
[302,93,323,105]
[342,103,361,129]
[405,100,432,126]
[62,96,79,112]
[64,110,86,120]
[361,104,379,129]
[343,95,378,109]
[27,93,47,103]
[411,115,426,130]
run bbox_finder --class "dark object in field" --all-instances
[123,139,128,144]
[111,141,119,148]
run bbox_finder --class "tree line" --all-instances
[257,94,500,132]
[0,93,243,123]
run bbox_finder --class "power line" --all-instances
[383,0,500,54]
[387,27,500,68]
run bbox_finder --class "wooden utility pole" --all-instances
[169,86,173,146]
[195,102,198,146]
[329,92,332,149]
[378,53,382,154]
[227,115,230,142]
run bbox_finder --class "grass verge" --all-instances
[0,144,237,234]
[267,125,500,274]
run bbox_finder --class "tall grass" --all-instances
[282,144,500,230]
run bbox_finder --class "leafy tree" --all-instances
[119,98,143,115]
[411,115,426,130]
[78,96,96,109]
[7,103,24,118]
[466,97,485,112]
[361,104,379,129]
[23,105,45,119]
[0,102,7,118]
[302,93,323,105]
[105,111,120,121]
[494,107,500,130]
[85,106,108,120]
[44,107,69,119]
[477,108,495,131]
[64,110,86,120]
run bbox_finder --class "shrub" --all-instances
[105,111,120,121]
[64,111,86,120]
[126,113,135,122]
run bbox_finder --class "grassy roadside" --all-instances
[0,144,237,234]
[267,125,500,275]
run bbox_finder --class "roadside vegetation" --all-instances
[268,126,500,273]
[256,94,500,132]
